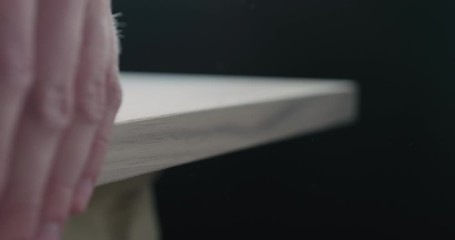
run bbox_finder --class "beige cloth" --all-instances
[64,174,161,240]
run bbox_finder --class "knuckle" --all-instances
[28,83,74,129]
[107,78,122,111]
[75,77,106,122]
[94,133,110,150]
[81,169,98,184]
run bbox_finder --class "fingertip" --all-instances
[71,178,94,215]
[70,202,85,216]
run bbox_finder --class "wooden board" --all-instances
[98,73,358,185]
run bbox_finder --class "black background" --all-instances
[112,0,454,239]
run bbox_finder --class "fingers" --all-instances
[71,24,122,214]
[34,1,112,239]
[0,0,36,201]
[71,69,122,214]
[0,0,86,239]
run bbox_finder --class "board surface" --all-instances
[98,73,358,185]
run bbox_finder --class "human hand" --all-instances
[0,0,122,239]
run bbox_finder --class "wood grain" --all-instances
[98,73,358,185]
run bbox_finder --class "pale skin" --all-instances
[0,0,122,239]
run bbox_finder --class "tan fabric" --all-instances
[63,174,161,240]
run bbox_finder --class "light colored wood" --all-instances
[99,73,358,185]
[64,174,161,240]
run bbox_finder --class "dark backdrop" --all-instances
[112,0,454,239]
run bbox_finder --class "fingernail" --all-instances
[72,178,93,214]
[36,222,61,240]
